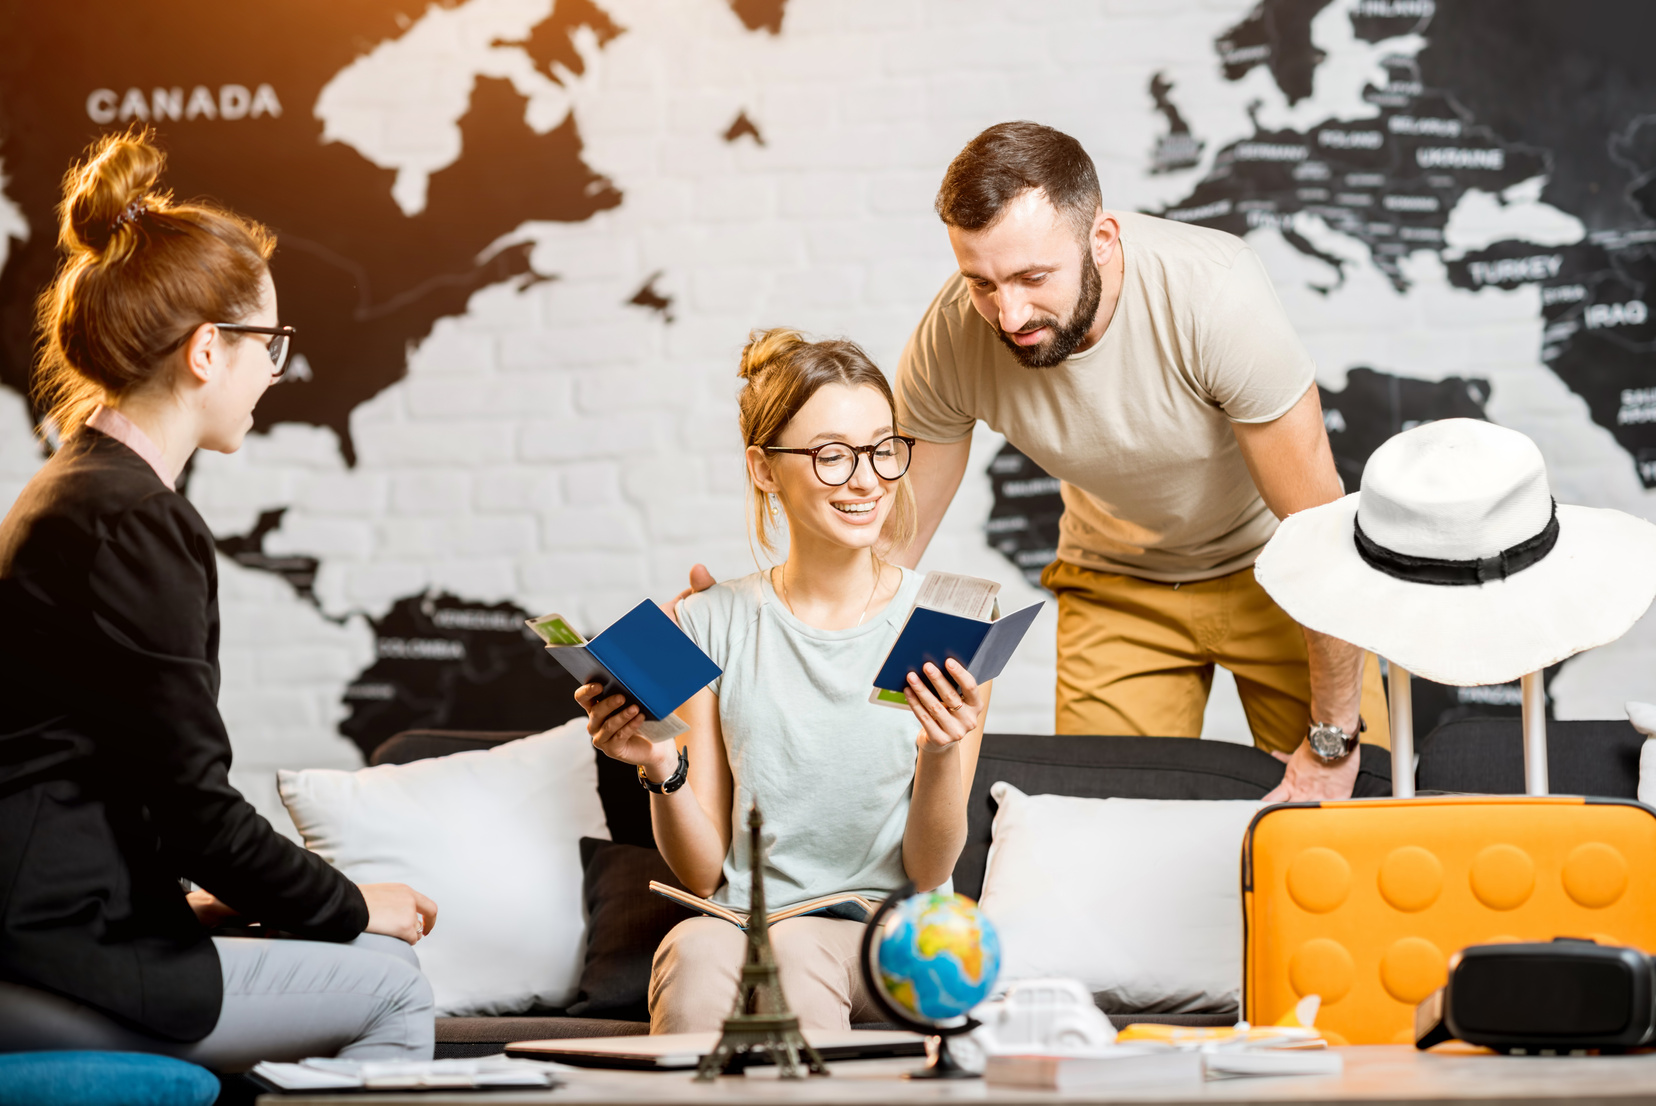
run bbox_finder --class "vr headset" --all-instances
[1416,938,1656,1054]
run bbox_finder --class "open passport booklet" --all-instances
[648,882,876,928]
[869,571,1043,708]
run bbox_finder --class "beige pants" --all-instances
[1042,560,1390,754]
[649,916,878,1034]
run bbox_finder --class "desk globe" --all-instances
[858,882,1001,1078]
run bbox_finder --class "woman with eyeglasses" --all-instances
[575,328,989,1031]
[0,131,438,1069]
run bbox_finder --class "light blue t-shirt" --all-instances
[676,567,925,910]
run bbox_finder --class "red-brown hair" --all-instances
[33,128,275,438]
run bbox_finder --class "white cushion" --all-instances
[278,719,609,1016]
[1625,701,1656,808]
[976,782,1263,1014]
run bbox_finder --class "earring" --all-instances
[769,493,779,519]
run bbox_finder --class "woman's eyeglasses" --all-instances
[215,323,297,381]
[764,435,916,486]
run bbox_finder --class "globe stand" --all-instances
[858,881,982,1081]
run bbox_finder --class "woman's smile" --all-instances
[830,495,881,521]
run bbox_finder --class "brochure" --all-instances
[250,1056,564,1092]
[984,1048,1203,1090]
[869,571,1042,709]
[527,601,720,742]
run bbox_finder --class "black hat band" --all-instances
[1353,499,1559,586]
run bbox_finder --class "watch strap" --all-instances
[638,746,689,794]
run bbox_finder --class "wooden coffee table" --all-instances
[258,1044,1656,1104]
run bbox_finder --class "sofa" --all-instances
[1,717,1638,1063]
[371,717,1644,1059]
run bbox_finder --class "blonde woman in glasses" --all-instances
[575,328,988,1032]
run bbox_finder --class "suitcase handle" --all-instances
[1385,660,1548,798]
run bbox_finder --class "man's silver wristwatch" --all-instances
[1306,718,1363,765]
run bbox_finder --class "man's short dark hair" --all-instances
[935,121,1102,237]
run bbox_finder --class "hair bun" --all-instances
[61,128,167,255]
[738,327,807,380]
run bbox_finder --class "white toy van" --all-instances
[956,978,1118,1070]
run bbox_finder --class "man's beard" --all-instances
[993,247,1104,369]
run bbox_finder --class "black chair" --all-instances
[1416,718,1643,797]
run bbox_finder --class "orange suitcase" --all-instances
[1242,795,1656,1046]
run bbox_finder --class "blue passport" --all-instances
[871,599,1044,706]
[543,600,721,730]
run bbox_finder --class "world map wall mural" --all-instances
[2,0,1653,817]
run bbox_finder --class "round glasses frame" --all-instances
[215,323,297,381]
[763,434,916,486]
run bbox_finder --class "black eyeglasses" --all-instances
[764,435,916,486]
[215,323,297,381]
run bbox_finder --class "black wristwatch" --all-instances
[1307,717,1365,765]
[637,746,689,794]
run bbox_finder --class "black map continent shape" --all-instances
[1160,0,1649,726]
[339,593,584,760]
[1161,0,1656,487]
[989,0,1656,732]
[0,1,627,756]
[0,0,623,464]
[1418,1,1656,487]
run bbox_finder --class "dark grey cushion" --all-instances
[567,838,696,1021]
[952,734,1393,900]
[1416,718,1642,797]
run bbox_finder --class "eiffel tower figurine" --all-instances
[695,804,829,1081]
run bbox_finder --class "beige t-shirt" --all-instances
[896,210,1315,583]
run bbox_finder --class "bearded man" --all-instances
[893,121,1389,800]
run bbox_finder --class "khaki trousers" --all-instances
[649,916,877,1034]
[1041,561,1390,755]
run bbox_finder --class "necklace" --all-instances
[775,554,884,627]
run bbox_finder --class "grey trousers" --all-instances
[0,933,433,1072]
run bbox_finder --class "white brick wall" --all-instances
[4,0,1654,839]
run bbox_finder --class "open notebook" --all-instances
[649,882,876,928]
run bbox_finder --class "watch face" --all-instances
[1309,725,1348,760]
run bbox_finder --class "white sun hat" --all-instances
[1255,418,1656,687]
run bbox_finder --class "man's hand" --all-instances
[1262,741,1360,802]
[663,564,716,626]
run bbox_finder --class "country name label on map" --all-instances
[1388,115,1462,137]
[1415,147,1505,170]
[1618,387,1656,426]
[1586,300,1650,330]
[1235,142,1309,161]
[1354,0,1435,16]
[1466,254,1564,285]
[375,637,467,661]
[86,84,282,124]
[1319,129,1384,149]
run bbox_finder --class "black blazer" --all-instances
[0,428,367,1042]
